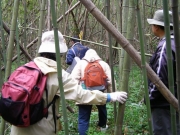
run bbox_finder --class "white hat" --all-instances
[147,10,173,26]
[38,30,68,53]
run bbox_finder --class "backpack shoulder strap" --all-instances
[71,48,76,57]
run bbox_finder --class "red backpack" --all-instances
[0,61,51,127]
[81,60,108,91]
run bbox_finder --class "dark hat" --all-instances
[70,36,80,43]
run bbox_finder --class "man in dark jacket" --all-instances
[65,36,89,73]
[147,9,180,135]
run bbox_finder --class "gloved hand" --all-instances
[109,92,127,104]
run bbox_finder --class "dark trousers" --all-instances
[152,108,180,135]
[78,104,107,135]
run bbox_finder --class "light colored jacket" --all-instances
[71,49,112,93]
[10,57,107,135]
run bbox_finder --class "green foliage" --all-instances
[114,64,149,134]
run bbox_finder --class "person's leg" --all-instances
[151,108,171,135]
[78,105,92,135]
[176,112,180,135]
[96,104,107,127]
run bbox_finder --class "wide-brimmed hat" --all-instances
[147,10,173,26]
[38,30,68,54]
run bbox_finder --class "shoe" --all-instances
[100,125,108,132]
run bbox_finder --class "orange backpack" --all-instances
[81,60,108,91]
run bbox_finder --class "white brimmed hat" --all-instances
[38,30,68,53]
[147,10,173,26]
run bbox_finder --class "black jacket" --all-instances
[148,36,177,109]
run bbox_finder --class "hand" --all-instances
[110,92,127,104]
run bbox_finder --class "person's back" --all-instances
[71,49,112,135]
[72,49,112,93]
[10,31,68,135]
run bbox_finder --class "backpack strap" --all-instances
[45,95,58,133]
[52,95,59,133]
[71,48,76,57]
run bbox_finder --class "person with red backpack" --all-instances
[71,49,113,135]
[8,30,127,135]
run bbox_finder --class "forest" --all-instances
[0,0,180,135]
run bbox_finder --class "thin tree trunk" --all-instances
[118,0,129,86]
[0,0,20,134]
[135,1,153,134]
[79,0,179,111]
[105,0,117,121]
[82,9,88,40]
[67,0,79,33]
[47,0,51,30]
[115,0,135,134]
[36,0,46,56]
[0,0,6,67]
[50,0,69,134]
[16,22,20,66]
[171,0,180,123]
[23,0,27,63]
[115,0,129,133]
[163,1,177,134]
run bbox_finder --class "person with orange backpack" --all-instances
[71,49,113,135]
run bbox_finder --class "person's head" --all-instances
[147,10,173,38]
[69,36,80,45]
[38,30,68,61]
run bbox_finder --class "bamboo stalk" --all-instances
[0,2,6,66]
[79,0,179,111]
[115,0,134,134]
[62,0,66,34]
[36,0,46,56]
[0,0,5,88]
[135,1,153,134]
[106,0,117,121]
[50,0,69,134]
[0,0,20,134]
[16,22,20,66]
[47,0,51,30]
[119,0,129,87]
[115,0,128,133]
[171,0,180,123]
[163,1,177,134]
[23,0,27,63]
